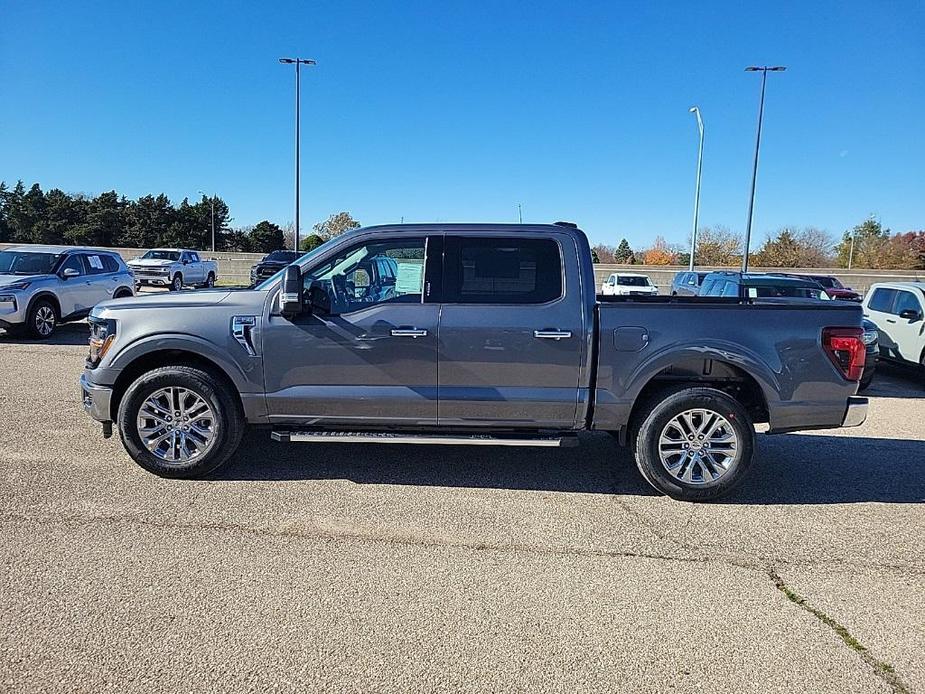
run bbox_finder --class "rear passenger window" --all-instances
[85,255,106,274]
[99,255,120,273]
[868,288,897,313]
[443,237,562,304]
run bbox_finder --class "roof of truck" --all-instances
[356,223,584,234]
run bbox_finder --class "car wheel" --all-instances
[205,273,215,288]
[170,274,183,292]
[117,365,245,478]
[27,299,58,339]
[633,386,756,502]
[113,287,133,299]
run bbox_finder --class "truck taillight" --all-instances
[822,327,865,381]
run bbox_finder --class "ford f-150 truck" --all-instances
[80,223,868,501]
[128,248,218,291]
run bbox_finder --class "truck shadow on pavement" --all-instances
[212,429,924,505]
[0,323,88,346]
[864,362,925,398]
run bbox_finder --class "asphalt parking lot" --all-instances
[1,323,923,693]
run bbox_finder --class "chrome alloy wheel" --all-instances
[34,305,56,336]
[657,408,740,486]
[136,387,217,464]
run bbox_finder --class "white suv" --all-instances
[600,272,659,296]
[862,282,925,371]
[0,245,135,339]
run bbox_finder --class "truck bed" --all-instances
[591,297,864,435]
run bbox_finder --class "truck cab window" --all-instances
[443,237,562,304]
[302,238,426,315]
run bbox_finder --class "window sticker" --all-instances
[88,255,103,269]
[747,287,757,298]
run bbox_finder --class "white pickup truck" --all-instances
[128,249,218,291]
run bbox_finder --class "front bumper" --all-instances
[0,294,28,327]
[841,396,868,428]
[80,372,113,422]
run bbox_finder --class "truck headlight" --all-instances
[862,329,878,345]
[87,317,117,366]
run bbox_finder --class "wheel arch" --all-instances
[26,291,61,319]
[108,345,248,423]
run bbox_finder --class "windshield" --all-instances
[255,237,341,290]
[265,251,300,262]
[0,251,60,275]
[617,276,651,287]
[140,250,181,261]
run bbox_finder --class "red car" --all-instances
[800,275,862,302]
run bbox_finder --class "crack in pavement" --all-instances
[1,508,915,692]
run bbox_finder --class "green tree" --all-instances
[66,191,125,246]
[614,238,635,263]
[121,194,175,248]
[693,226,742,266]
[249,220,285,253]
[752,227,834,268]
[300,233,325,252]
[313,211,360,240]
[835,218,889,268]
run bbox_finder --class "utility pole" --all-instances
[198,190,215,252]
[742,65,786,273]
[688,107,704,271]
[278,57,316,252]
[518,203,523,224]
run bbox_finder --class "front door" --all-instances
[890,289,925,363]
[262,235,438,427]
[436,233,586,429]
[57,254,96,316]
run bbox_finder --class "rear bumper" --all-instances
[80,372,112,422]
[842,396,868,428]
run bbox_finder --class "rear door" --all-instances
[84,253,119,306]
[436,233,585,429]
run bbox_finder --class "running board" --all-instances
[270,431,578,447]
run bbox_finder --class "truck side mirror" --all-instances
[280,265,304,317]
[899,308,921,321]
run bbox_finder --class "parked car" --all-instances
[862,282,925,374]
[699,272,828,300]
[0,245,134,338]
[128,249,217,291]
[80,223,868,502]
[250,250,303,286]
[671,271,709,296]
[859,318,879,391]
[788,274,862,302]
[600,272,658,296]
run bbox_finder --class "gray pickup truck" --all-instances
[80,223,868,501]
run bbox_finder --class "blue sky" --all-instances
[1,0,923,248]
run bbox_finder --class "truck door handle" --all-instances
[390,328,428,338]
[534,330,572,340]
[886,319,896,324]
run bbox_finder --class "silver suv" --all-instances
[0,245,135,339]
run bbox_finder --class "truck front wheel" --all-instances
[633,386,755,502]
[116,365,244,478]
[170,274,183,291]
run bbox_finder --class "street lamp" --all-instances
[198,190,215,252]
[278,57,316,252]
[688,106,704,271]
[742,65,786,272]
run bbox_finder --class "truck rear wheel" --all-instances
[633,386,755,501]
[116,365,244,478]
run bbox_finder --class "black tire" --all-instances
[113,287,134,299]
[117,365,245,478]
[170,274,183,292]
[858,372,874,392]
[204,273,215,288]
[633,386,756,502]
[26,298,58,339]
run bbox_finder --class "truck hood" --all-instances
[0,273,54,287]
[92,290,232,316]
[128,258,175,268]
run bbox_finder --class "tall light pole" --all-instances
[278,57,316,252]
[742,65,786,272]
[518,203,523,224]
[688,106,704,271]
[198,190,215,252]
